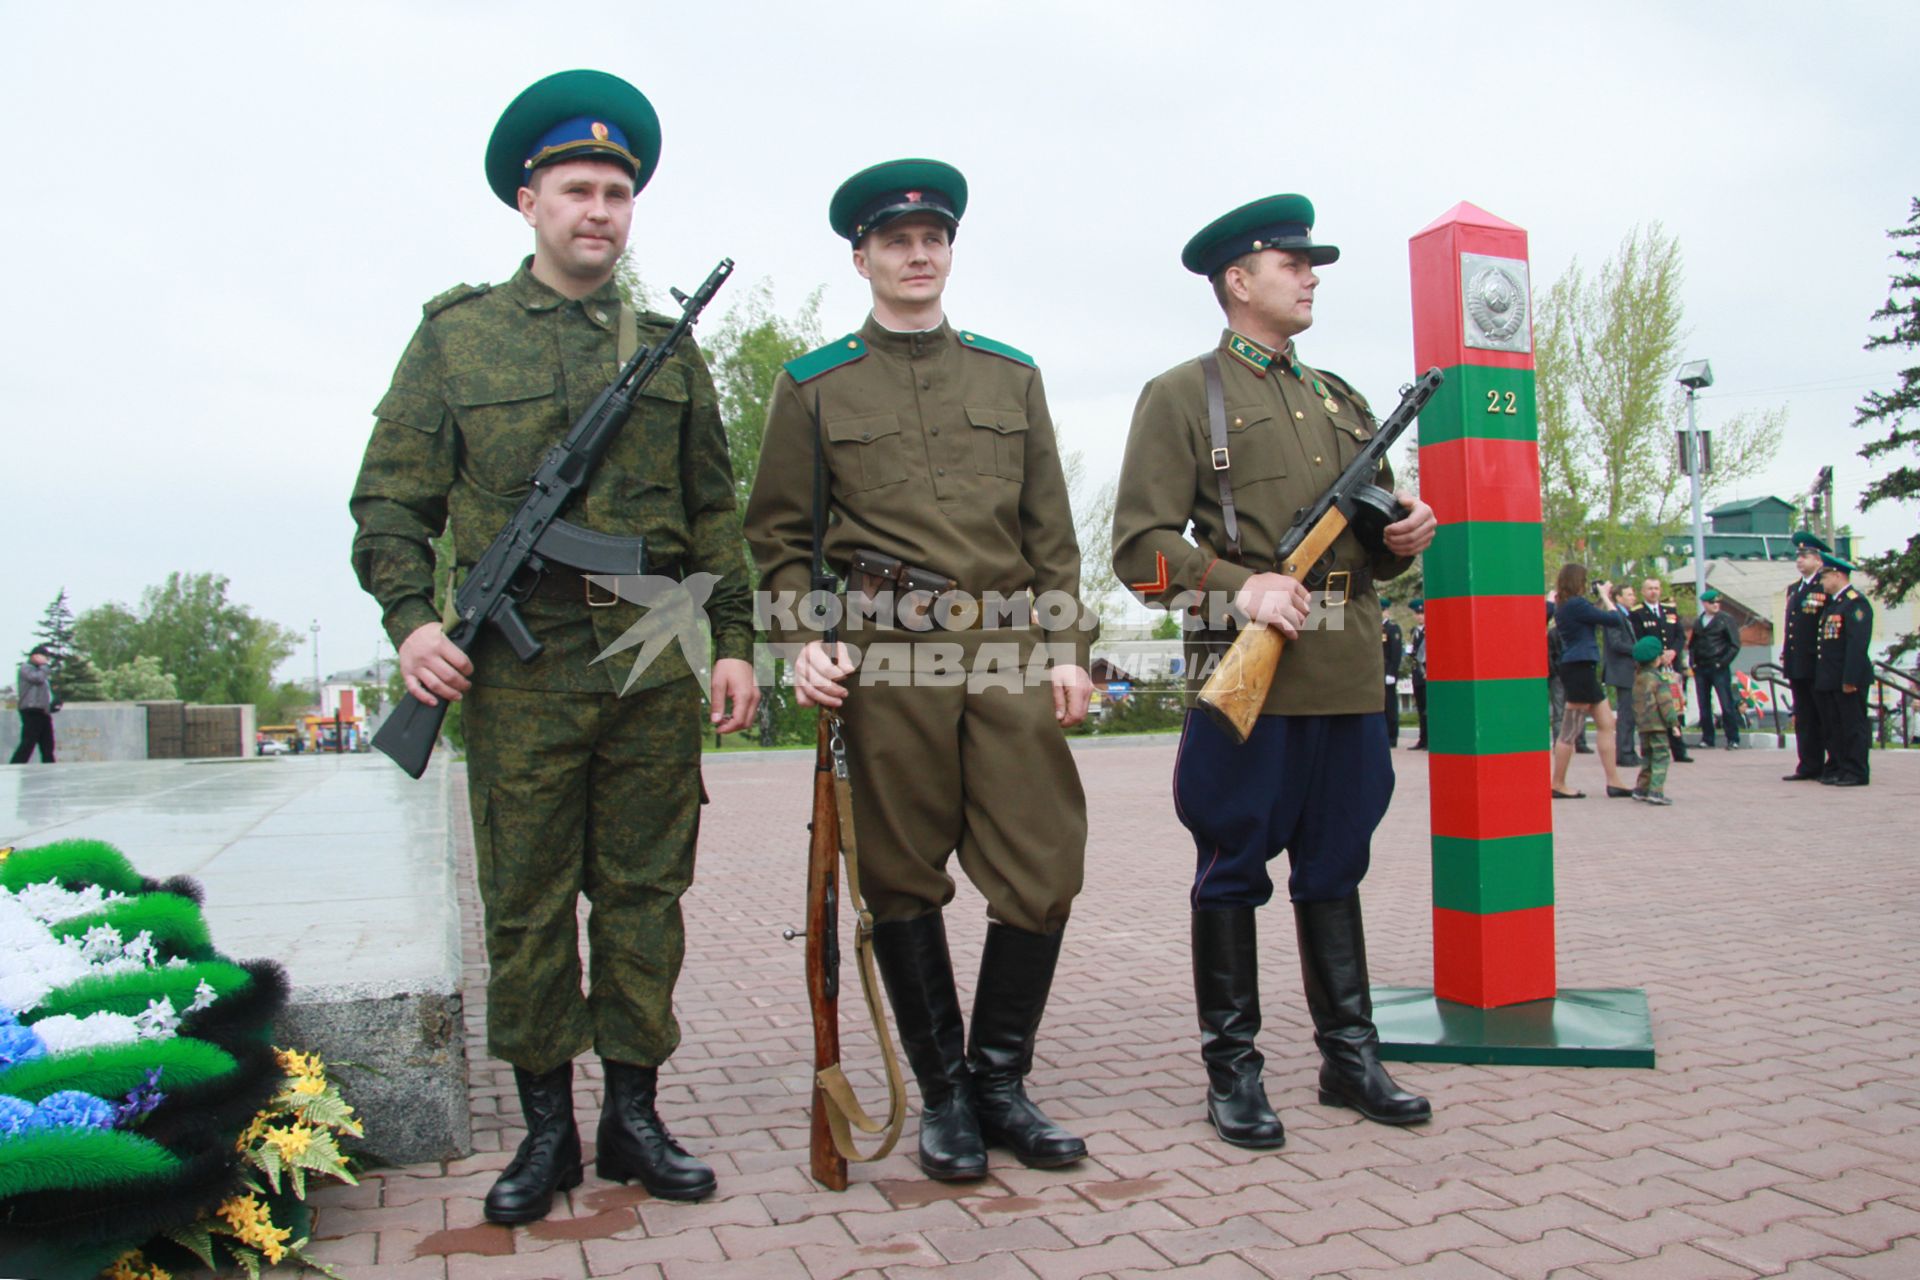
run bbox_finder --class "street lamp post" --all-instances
[310,620,321,713]
[1676,359,1713,597]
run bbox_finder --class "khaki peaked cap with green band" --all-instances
[485,69,663,207]
[828,158,968,244]
[1182,193,1339,275]
[1112,328,1409,716]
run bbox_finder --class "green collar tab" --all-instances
[1225,332,1273,376]
[785,334,869,384]
[958,330,1035,368]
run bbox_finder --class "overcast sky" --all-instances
[2,2,1913,677]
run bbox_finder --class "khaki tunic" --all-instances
[1112,329,1410,716]
[743,316,1090,933]
[349,259,752,1072]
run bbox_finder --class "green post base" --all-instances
[1372,986,1655,1067]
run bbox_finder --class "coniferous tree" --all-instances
[1854,197,1920,660]
[30,589,106,702]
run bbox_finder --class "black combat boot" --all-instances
[871,913,987,1180]
[1294,896,1432,1126]
[1192,907,1285,1148]
[483,1062,583,1224]
[596,1061,716,1201]
[967,923,1088,1168]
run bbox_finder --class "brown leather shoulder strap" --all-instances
[1199,352,1241,563]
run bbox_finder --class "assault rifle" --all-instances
[373,258,734,778]
[1196,367,1445,744]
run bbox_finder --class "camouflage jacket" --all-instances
[1632,664,1677,732]
[1112,330,1409,715]
[349,259,753,693]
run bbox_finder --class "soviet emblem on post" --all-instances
[1460,253,1531,354]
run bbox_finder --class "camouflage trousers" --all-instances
[463,677,703,1074]
[1635,731,1671,795]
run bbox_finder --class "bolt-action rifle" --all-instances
[1196,367,1445,744]
[373,259,735,778]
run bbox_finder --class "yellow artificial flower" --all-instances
[289,1074,328,1098]
[105,1251,170,1280]
[217,1194,292,1264]
[275,1047,325,1081]
[234,1112,270,1151]
[264,1122,315,1161]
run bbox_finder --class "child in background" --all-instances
[1631,635,1678,805]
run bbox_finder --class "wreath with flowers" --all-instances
[0,839,361,1280]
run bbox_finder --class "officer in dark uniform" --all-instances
[351,70,759,1220]
[1629,578,1693,763]
[1408,598,1429,749]
[1381,602,1404,747]
[1780,531,1832,780]
[1814,552,1874,786]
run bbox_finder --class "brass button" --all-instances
[1233,417,1243,427]
[930,427,940,436]
[1295,411,1305,420]
[1314,455,1323,464]
[963,333,975,343]
[594,310,609,323]
[847,339,859,349]
[861,432,872,441]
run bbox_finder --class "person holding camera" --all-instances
[1548,564,1633,799]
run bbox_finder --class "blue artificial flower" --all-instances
[0,1023,46,1069]
[0,1094,33,1137]
[0,1006,18,1027]
[28,1090,117,1131]
[112,1068,167,1128]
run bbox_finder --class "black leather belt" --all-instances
[527,563,683,606]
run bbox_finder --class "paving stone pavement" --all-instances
[297,736,1920,1280]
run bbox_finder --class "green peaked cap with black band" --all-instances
[1182,193,1339,276]
[829,158,968,244]
[1632,635,1662,663]
[1819,551,1856,574]
[1792,529,1833,554]
[485,69,662,208]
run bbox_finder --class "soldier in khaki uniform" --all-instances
[743,160,1094,1181]
[350,70,758,1220]
[1113,194,1437,1149]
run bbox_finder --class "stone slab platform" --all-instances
[287,736,1917,1279]
[0,753,468,1165]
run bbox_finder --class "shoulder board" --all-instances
[1316,367,1373,418]
[423,282,491,317]
[958,330,1037,369]
[785,334,868,384]
[637,308,677,330]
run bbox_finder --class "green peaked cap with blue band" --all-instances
[829,158,968,244]
[1182,193,1339,276]
[485,69,662,208]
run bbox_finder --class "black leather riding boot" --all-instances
[1192,907,1285,1148]
[967,922,1088,1168]
[1294,896,1432,1126]
[871,913,987,1180]
[483,1062,583,1224]
[596,1061,716,1201]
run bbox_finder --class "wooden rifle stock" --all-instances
[1195,509,1351,744]
[805,713,848,1190]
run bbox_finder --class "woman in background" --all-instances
[1548,564,1633,799]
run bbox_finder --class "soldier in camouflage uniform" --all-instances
[350,70,758,1221]
[744,159,1095,1182]
[1112,195,1436,1149]
[1630,635,1677,804]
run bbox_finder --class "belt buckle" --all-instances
[1211,446,1231,471]
[584,576,620,608]
[1322,570,1351,607]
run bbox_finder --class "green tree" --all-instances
[1535,225,1782,580]
[705,279,825,509]
[1152,613,1182,640]
[1853,196,1920,660]
[74,573,300,708]
[99,656,178,701]
[1061,450,1122,631]
[30,589,106,702]
[256,680,316,728]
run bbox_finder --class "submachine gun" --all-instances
[1196,367,1445,744]
[373,259,735,778]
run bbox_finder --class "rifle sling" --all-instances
[618,303,637,365]
[1200,352,1242,562]
[817,714,908,1162]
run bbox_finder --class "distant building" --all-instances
[1659,496,1852,562]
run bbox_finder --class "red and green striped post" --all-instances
[1372,202,1652,1066]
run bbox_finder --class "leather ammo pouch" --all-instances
[847,548,961,631]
